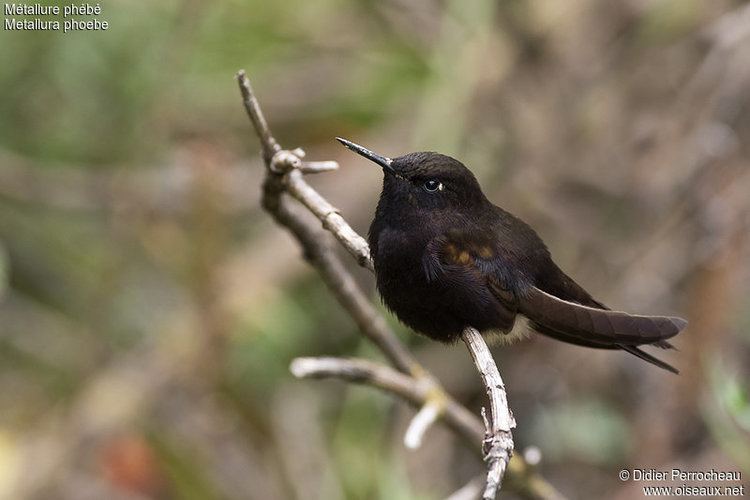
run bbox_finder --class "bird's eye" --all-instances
[423,179,443,192]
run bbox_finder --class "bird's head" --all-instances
[336,138,488,213]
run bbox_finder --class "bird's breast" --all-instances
[370,225,515,342]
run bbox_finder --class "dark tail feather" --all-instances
[531,321,679,373]
[531,321,621,349]
[619,345,679,374]
[653,340,676,350]
[520,286,686,374]
[519,286,686,345]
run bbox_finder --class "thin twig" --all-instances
[404,399,443,449]
[237,71,408,371]
[268,190,415,373]
[290,357,427,401]
[300,160,339,173]
[237,70,280,163]
[284,169,374,271]
[290,356,482,451]
[462,327,516,499]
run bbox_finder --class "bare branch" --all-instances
[462,326,516,499]
[284,169,374,271]
[237,71,409,372]
[290,356,483,449]
[270,194,416,373]
[290,357,425,400]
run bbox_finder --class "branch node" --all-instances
[271,150,303,173]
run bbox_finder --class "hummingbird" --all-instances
[337,138,686,373]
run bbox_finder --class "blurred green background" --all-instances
[1,1,749,498]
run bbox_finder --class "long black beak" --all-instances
[336,137,395,174]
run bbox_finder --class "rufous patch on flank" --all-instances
[456,251,471,264]
[477,246,493,259]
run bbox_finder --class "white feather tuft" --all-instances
[484,316,533,346]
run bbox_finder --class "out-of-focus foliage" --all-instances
[1,0,748,499]
[705,359,750,471]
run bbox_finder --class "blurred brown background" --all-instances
[0,1,748,498]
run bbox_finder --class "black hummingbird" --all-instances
[336,138,687,373]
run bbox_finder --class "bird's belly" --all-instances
[375,261,513,343]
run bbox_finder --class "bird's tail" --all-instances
[519,285,686,373]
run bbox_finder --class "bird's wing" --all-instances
[422,232,519,329]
